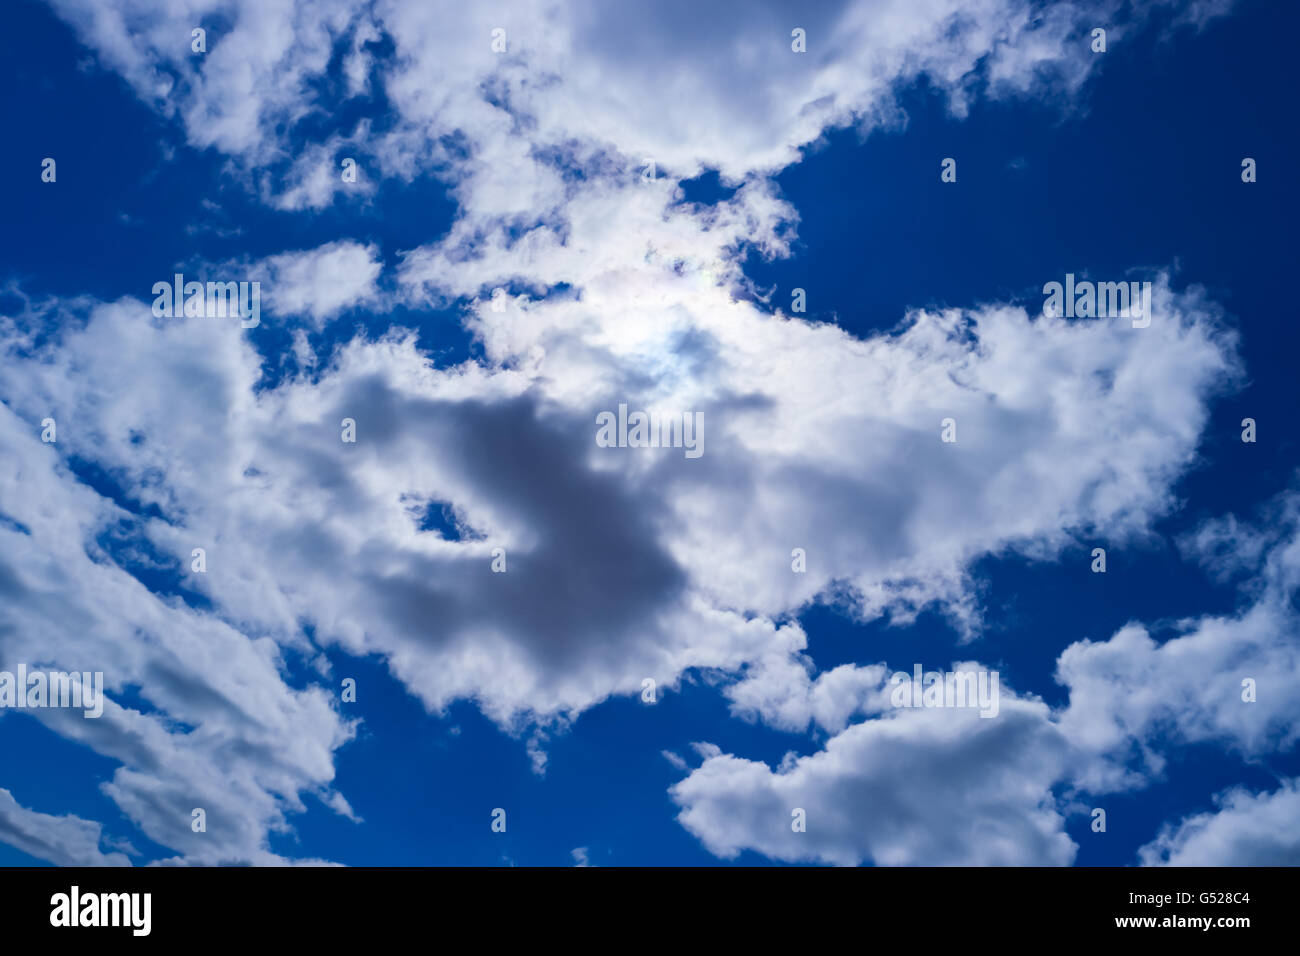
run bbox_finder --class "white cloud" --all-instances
[253,240,385,326]
[661,750,688,771]
[671,493,1300,865]
[725,650,892,735]
[268,132,379,212]
[1139,780,1300,866]
[0,273,1239,733]
[671,690,1075,866]
[1057,491,1300,791]
[47,0,1236,196]
[0,310,358,865]
[0,788,133,866]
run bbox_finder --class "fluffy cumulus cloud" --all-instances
[673,693,1075,866]
[1138,780,1300,866]
[670,493,1300,865]
[0,274,1240,731]
[0,0,1264,864]
[1056,504,1300,801]
[251,240,385,327]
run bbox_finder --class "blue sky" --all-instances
[1,0,1298,867]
